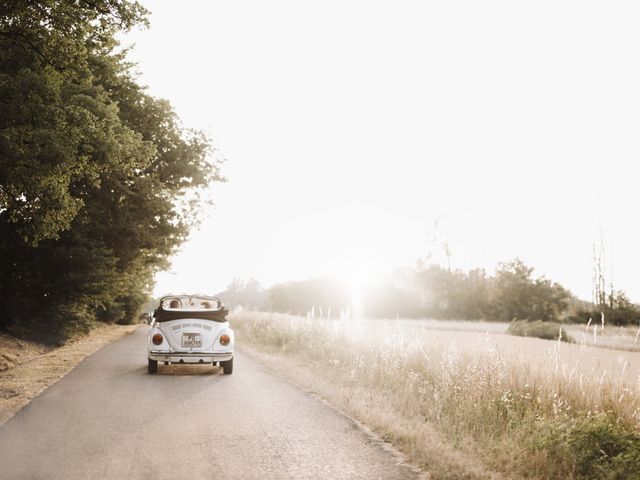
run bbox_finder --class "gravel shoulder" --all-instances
[0,324,139,425]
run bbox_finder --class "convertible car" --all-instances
[147,294,234,374]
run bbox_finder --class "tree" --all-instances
[0,1,223,342]
[217,278,269,310]
[492,259,568,321]
[0,0,149,244]
[268,277,349,316]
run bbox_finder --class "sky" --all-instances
[122,0,640,301]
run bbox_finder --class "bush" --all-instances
[7,302,97,346]
[535,414,640,480]
[507,320,574,342]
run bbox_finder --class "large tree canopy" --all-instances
[0,0,152,243]
[0,1,223,342]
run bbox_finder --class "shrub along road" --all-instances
[0,327,422,480]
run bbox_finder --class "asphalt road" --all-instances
[0,327,422,480]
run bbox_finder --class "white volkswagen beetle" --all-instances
[147,294,234,374]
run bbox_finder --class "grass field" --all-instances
[232,310,640,480]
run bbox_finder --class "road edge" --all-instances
[238,344,430,480]
[0,324,141,426]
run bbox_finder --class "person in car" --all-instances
[169,299,180,309]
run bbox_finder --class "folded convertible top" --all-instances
[154,307,229,322]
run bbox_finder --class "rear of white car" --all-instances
[147,295,234,374]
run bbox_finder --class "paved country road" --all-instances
[0,327,423,480]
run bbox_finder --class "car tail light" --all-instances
[152,333,163,345]
[219,334,230,346]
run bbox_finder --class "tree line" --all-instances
[0,1,221,343]
[220,259,640,325]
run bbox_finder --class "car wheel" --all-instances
[148,358,158,374]
[221,357,233,375]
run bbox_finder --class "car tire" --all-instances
[221,357,233,375]
[148,358,158,374]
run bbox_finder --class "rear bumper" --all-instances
[149,351,233,363]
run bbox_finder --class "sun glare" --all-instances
[336,261,375,321]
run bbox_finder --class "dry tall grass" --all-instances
[232,311,640,480]
[564,322,640,352]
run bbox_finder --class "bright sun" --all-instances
[335,261,376,320]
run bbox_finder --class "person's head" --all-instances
[169,299,180,309]
[201,301,211,309]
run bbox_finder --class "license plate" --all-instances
[181,333,202,348]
